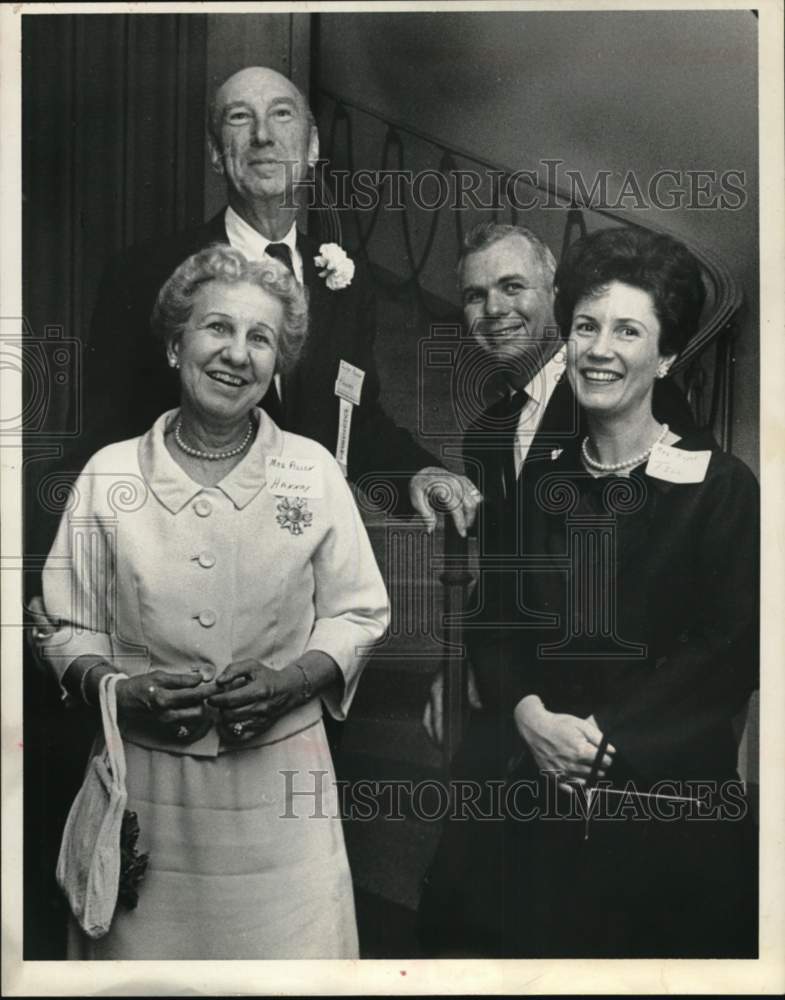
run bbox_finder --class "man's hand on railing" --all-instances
[409,466,483,539]
[423,665,483,746]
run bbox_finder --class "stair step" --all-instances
[340,715,443,770]
[337,749,445,787]
[363,654,443,675]
[352,664,436,719]
[343,811,442,912]
[354,888,425,958]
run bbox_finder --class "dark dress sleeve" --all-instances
[593,456,759,779]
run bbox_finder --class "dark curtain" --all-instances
[21,13,207,959]
[22,13,207,433]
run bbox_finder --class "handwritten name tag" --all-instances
[334,360,365,406]
[266,456,324,498]
[646,443,711,484]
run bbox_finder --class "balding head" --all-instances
[208,66,314,145]
[207,65,319,212]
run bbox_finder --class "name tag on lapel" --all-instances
[334,360,365,476]
[334,360,365,406]
[266,456,324,498]
[646,443,711,483]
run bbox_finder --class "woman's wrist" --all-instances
[62,655,118,707]
[286,650,341,706]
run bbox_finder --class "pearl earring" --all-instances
[169,356,179,369]
[656,362,670,379]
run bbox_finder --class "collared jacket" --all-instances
[41,408,390,756]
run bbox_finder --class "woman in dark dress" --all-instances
[421,226,758,958]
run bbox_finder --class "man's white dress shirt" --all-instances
[513,348,567,477]
[224,206,303,283]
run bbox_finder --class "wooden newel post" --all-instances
[439,517,473,779]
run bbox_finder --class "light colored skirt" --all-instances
[68,720,358,960]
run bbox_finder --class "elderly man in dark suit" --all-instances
[29,66,481,647]
[63,66,477,528]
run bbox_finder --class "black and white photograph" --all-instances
[2,1,784,994]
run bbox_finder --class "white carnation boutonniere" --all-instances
[314,243,355,291]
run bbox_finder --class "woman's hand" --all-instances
[208,651,342,742]
[514,695,615,789]
[115,669,219,743]
[207,659,301,741]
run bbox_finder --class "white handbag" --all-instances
[56,670,130,939]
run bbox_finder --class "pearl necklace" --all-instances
[174,418,254,461]
[581,423,669,473]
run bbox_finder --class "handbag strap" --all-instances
[98,671,128,790]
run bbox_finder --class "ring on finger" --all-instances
[175,724,190,740]
[231,721,247,738]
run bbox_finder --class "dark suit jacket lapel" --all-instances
[205,211,228,243]
[291,231,337,425]
[529,377,582,458]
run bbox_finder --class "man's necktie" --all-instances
[500,389,528,501]
[264,242,295,275]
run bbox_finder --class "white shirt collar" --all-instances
[523,346,567,409]
[223,207,303,283]
[511,347,568,475]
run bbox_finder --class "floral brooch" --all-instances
[314,243,355,290]
[276,497,313,535]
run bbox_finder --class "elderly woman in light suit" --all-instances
[41,245,389,959]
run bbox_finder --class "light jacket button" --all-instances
[194,499,212,518]
[197,551,216,569]
[197,610,217,628]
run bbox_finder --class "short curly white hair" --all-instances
[151,243,309,375]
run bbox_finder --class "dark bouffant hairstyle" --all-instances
[553,227,706,357]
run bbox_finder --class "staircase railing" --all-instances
[314,88,743,451]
